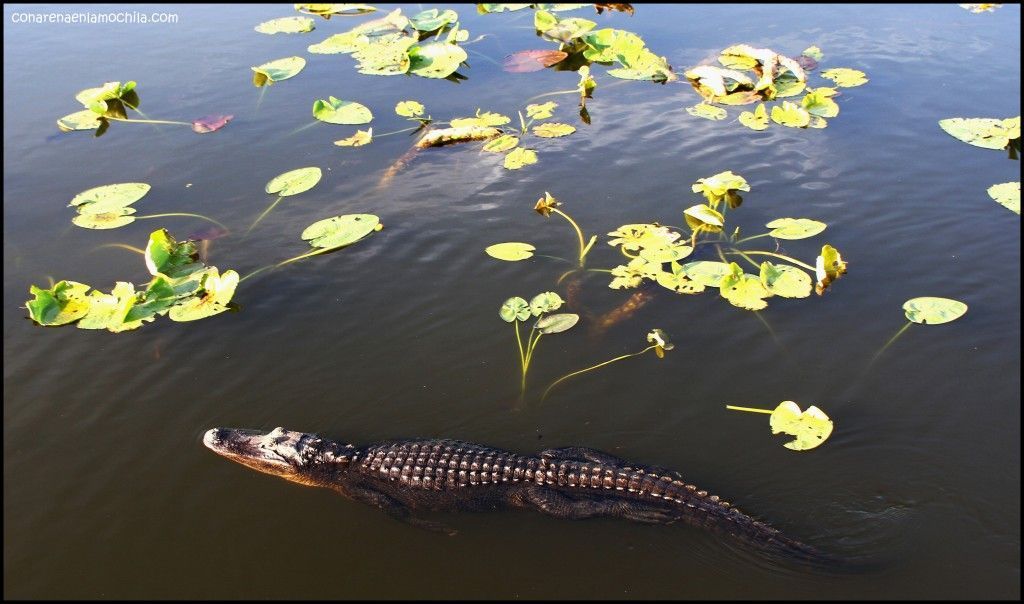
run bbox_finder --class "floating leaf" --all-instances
[352,35,416,76]
[76,282,147,332]
[738,103,769,131]
[607,223,681,253]
[26,281,92,326]
[145,229,201,278]
[802,46,823,60]
[313,97,373,125]
[532,123,576,138]
[771,101,811,128]
[535,312,579,334]
[529,291,565,316]
[684,204,725,232]
[252,56,307,86]
[609,257,660,289]
[191,115,233,134]
[57,110,104,132]
[814,244,847,295]
[500,296,531,322]
[766,217,827,240]
[478,4,532,13]
[408,42,469,79]
[534,9,595,43]
[680,260,731,287]
[409,8,458,31]
[820,67,867,87]
[687,103,727,121]
[903,297,968,325]
[486,242,535,261]
[482,134,519,152]
[684,65,753,99]
[503,50,568,73]
[770,401,833,451]
[334,128,373,147]
[168,268,239,322]
[526,102,557,120]
[691,171,749,207]
[395,100,425,118]
[503,147,538,170]
[265,167,322,196]
[938,117,1020,150]
[69,183,150,214]
[295,4,377,18]
[720,262,770,310]
[75,81,137,117]
[959,3,1002,12]
[801,87,839,118]
[450,110,511,128]
[255,16,315,34]
[987,182,1020,214]
[300,214,381,250]
[655,267,705,294]
[72,209,136,229]
[759,262,812,298]
[308,32,367,54]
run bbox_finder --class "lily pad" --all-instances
[656,268,705,294]
[57,110,104,132]
[738,103,769,131]
[607,223,681,253]
[308,32,366,54]
[145,229,201,278]
[69,182,150,214]
[75,81,137,117]
[938,117,1020,150]
[820,67,868,87]
[486,242,535,261]
[252,56,307,86]
[766,217,827,240]
[685,65,754,98]
[451,110,511,128]
[300,214,381,250]
[802,46,823,61]
[168,268,239,322]
[684,204,725,232]
[503,50,568,73]
[395,100,425,118]
[295,4,377,18]
[902,297,968,325]
[771,101,811,128]
[801,87,839,118]
[526,102,557,120]
[76,282,146,332]
[255,16,315,34]
[26,280,92,326]
[534,9,595,43]
[720,262,770,310]
[532,123,576,138]
[313,97,373,124]
[408,43,468,79]
[687,103,727,121]
[987,182,1020,214]
[72,209,137,230]
[609,257,660,289]
[503,147,538,170]
[759,261,812,298]
[500,296,531,322]
[535,312,579,334]
[691,171,749,206]
[680,260,731,287]
[334,128,373,147]
[265,167,322,196]
[353,35,417,75]
[409,8,458,31]
[529,291,565,316]
[770,401,833,451]
[191,114,233,134]
[482,134,519,152]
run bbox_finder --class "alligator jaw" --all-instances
[204,427,314,485]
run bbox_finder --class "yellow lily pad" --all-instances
[770,401,834,451]
[987,182,1020,214]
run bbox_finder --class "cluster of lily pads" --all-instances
[684,45,867,130]
[938,115,1020,214]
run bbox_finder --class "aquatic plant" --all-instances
[67,183,226,231]
[295,3,377,19]
[252,56,307,87]
[871,297,969,362]
[254,16,315,34]
[541,328,671,402]
[499,291,579,394]
[534,192,596,267]
[247,167,323,234]
[726,401,834,451]
[959,3,1002,12]
[25,229,238,331]
[987,182,1020,215]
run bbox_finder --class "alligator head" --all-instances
[203,427,353,487]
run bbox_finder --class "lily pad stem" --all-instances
[725,405,773,414]
[137,213,228,231]
[733,232,772,245]
[375,126,421,138]
[542,345,657,403]
[238,247,334,284]
[733,250,815,271]
[550,208,589,267]
[104,116,191,127]
[246,196,284,235]
[870,321,913,365]
[92,243,146,255]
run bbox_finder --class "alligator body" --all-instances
[203,427,828,565]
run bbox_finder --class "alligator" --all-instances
[203,427,831,566]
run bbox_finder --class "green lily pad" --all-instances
[301,214,381,250]
[738,103,769,131]
[451,110,511,128]
[987,182,1020,214]
[313,97,373,124]
[802,87,839,118]
[409,8,458,31]
[771,101,811,127]
[938,117,1020,150]
[609,257,660,289]
[687,103,727,121]
[500,296,531,322]
[607,223,681,253]
[526,102,557,120]
[76,282,147,332]
[656,268,705,294]
[581,28,644,63]
[482,134,519,153]
[252,56,307,86]
[902,297,968,325]
[145,229,201,278]
[691,171,749,206]
[821,67,868,87]
[486,242,535,261]
[75,81,137,117]
[26,280,92,326]
[295,4,377,17]
[532,123,576,138]
[395,100,425,118]
[124,276,181,323]
[408,43,468,79]
[535,312,579,334]
[720,262,771,310]
[774,77,807,99]
[684,204,725,232]
[307,32,366,54]
[766,217,827,240]
[680,260,732,287]
[353,35,416,75]
[168,268,239,322]
[72,209,136,229]
[529,291,564,316]
[69,182,151,214]
[266,167,322,196]
[534,9,595,43]
[770,401,833,451]
[334,128,373,147]
[255,16,315,34]
[759,262,812,298]
[57,110,104,132]
[503,147,538,170]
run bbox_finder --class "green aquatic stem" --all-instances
[137,213,228,231]
[732,249,762,271]
[246,196,284,235]
[375,126,422,138]
[238,247,335,284]
[725,404,773,414]
[255,86,268,112]
[550,207,592,267]
[752,310,780,345]
[518,110,528,135]
[869,321,913,365]
[92,243,145,255]
[104,116,191,127]
[541,345,658,403]
[733,232,773,245]
[733,250,816,271]
[525,89,581,103]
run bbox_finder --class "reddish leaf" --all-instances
[794,55,818,71]
[503,50,568,73]
[594,3,634,15]
[192,114,233,134]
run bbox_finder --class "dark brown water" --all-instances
[3,3,1020,599]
